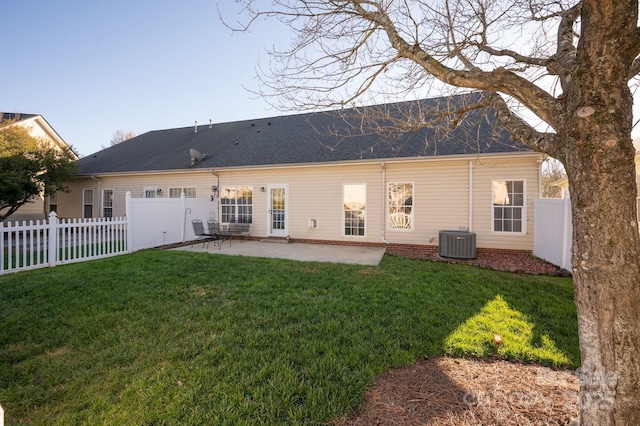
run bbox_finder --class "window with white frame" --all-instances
[143,187,158,198]
[169,187,197,198]
[221,186,253,223]
[344,184,366,236]
[83,189,94,218]
[388,183,413,230]
[492,180,525,233]
[103,189,114,218]
[49,192,58,214]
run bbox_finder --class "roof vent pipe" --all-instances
[209,119,212,129]
[194,121,198,133]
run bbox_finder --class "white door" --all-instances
[268,185,288,237]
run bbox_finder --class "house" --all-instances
[57,93,544,254]
[0,113,78,222]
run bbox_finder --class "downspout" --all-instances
[468,161,473,232]
[537,156,545,198]
[90,175,101,217]
[210,170,220,221]
[381,162,389,244]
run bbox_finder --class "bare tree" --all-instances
[542,158,568,198]
[227,1,640,424]
[109,130,136,146]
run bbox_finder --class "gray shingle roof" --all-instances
[76,93,532,175]
[1,113,39,122]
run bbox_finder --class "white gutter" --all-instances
[76,151,542,177]
[381,162,389,244]
[468,161,473,232]
[537,156,544,197]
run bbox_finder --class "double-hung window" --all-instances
[83,189,94,218]
[49,192,58,214]
[103,189,114,218]
[344,184,366,236]
[492,180,525,233]
[221,186,253,223]
[388,183,413,230]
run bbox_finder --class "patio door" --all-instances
[268,185,288,237]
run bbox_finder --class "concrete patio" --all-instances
[173,240,386,266]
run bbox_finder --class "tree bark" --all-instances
[561,2,640,424]
[565,131,640,425]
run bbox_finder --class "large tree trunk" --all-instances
[559,1,640,423]
[563,3,640,423]
[566,133,640,425]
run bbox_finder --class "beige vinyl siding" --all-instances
[384,161,470,246]
[58,153,540,251]
[471,156,539,250]
[214,155,539,250]
[216,164,384,243]
[56,171,218,219]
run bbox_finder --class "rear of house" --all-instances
[56,94,542,255]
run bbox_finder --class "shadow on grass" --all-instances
[0,250,578,425]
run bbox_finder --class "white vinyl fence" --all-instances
[127,191,218,251]
[1,212,129,275]
[1,192,218,275]
[533,197,573,272]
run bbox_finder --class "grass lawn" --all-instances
[0,250,578,425]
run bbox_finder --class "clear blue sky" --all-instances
[3,2,639,157]
[1,1,289,156]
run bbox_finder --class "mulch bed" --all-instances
[335,357,579,426]
[388,248,571,277]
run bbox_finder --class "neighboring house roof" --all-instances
[76,93,533,176]
[1,113,39,122]
[1,112,78,159]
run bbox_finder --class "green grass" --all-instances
[0,250,578,425]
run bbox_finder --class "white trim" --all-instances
[386,181,414,231]
[491,179,527,235]
[267,184,288,237]
[343,183,367,238]
[102,189,114,218]
[82,189,94,218]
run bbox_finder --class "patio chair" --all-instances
[191,219,230,249]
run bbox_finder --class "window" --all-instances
[169,187,197,198]
[83,189,94,218]
[143,187,158,198]
[493,180,525,233]
[388,183,413,230]
[103,190,114,218]
[221,186,253,223]
[344,184,366,236]
[49,192,58,214]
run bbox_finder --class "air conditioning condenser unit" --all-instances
[438,230,476,259]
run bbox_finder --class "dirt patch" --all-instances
[335,356,579,426]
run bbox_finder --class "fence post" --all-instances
[125,191,133,253]
[562,196,572,271]
[48,211,58,267]
[181,192,186,243]
[0,222,4,273]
